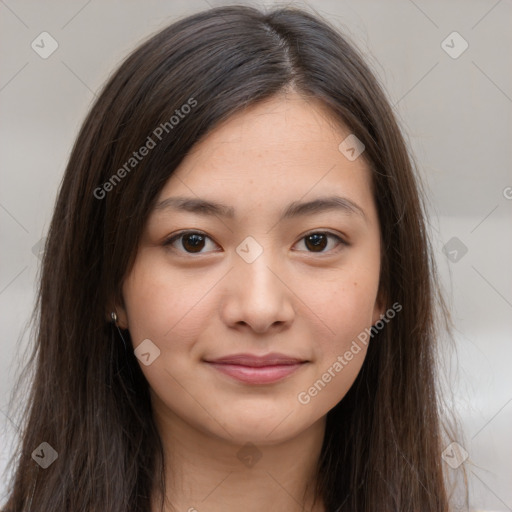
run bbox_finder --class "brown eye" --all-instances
[164,230,346,256]
[295,232,346,254]
[164,231,218,254]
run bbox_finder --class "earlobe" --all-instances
[106,298,129,330]
[113,306,129,330]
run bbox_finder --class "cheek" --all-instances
[121,253,218,345]
[329,279,378,329]
[293,279,376,412]
[313,286,373,376]
[298,258,380,390]
[303,265,380,339]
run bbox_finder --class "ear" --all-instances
[114,304,129,330]
[106,294,129,330]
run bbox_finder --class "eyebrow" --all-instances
[153,195,367,223]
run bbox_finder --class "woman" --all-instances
[3,4,459,511]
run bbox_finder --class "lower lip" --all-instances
[206,362,304,384]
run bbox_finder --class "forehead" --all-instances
[181,92,357,166]
[156,92,375,221]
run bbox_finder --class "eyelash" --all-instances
[163,230,348,256]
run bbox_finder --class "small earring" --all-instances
[111,311,118,323]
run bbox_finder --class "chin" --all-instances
[211,407,318,446]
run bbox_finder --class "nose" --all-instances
[220,250,296,334]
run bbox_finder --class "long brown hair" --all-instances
[3,4,458,511]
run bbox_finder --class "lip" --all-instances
[204,353,308,385]
[206,352,306,366]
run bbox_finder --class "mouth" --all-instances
[203,353,308,385]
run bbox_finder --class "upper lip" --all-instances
[204,353,307,367]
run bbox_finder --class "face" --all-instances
[117,92,384,446]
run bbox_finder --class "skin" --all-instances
[116,90,384,512]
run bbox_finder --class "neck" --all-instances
[150,403,327,512]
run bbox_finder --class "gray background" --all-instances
[1,0,511,510]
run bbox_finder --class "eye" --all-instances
[163,231,220,254]
[293,231,347,254]
[163,230,347,256]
